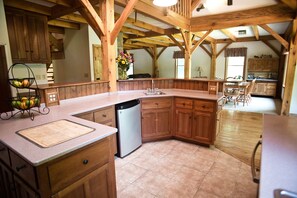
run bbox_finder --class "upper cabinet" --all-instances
[248,58,279,72]
[5,8,51,64]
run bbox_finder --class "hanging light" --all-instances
[153,0,178,7]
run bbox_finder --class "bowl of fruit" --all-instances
[9,78,34,88]
[11,96,40,110]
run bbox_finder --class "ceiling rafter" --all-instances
[280,0,297,9]
[168,35,184,51]
[111,0,139,44]
[60,13,87,23]
[259,24,289,49]
[44,0,72,7]
[121,26,146,36]
[220,29,237,42]
[216,35,281,43]
[193,32,215,43]
[48,19,80,29]
[191,29,213,54]
[252,25,260,40]
[191,4,295,32]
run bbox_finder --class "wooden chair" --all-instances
[246,79,256,104]
[223,83,240,107]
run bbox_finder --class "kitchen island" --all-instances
[260,115,297,197]
[0,89,223,197]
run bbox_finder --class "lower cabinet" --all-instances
[0,136,116,198]
[174,97,217,145]
[252,82,277,97]
[141,97,172,142]
[74,105,117,154]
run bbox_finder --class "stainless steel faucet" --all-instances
[151,79,155,92]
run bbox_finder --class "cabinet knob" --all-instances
[182,103,185,106]
[102,114,107,117]
[83,159,89,165]
[16,165,26,172]
[202,105,206,108]
[155,103,158,105]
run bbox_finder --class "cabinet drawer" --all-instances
[9,150,37,189]
[175,98,193,109]
[0,142,10,166]
[142,98,172,109]
[94,106,115,124]
[48,138,110,193]
[194,100,214,112]
[75,111,94,121]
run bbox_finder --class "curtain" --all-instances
[173,51,184,58]
[225,47,247,57]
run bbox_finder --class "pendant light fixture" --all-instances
[153,0,178,7]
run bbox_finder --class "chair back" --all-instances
[247,79,256,94]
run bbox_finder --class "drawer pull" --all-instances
[182,103,185,106]
[202,105,206,108]
[16,165,26,172]
[155,103,158,105]
[102,114,107,117]
[83,159,89,165]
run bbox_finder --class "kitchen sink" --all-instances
[144,90,165,95]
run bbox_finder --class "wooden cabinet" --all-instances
[74,106,117,154]
[0,136,116,198]
[252,82,277,97]
[5,8,51,64]
[248,58,279,72]
[174,97,217,145]
[141,97,172,142]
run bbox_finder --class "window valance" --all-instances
[173,51,185,58]
[225,47,247,57]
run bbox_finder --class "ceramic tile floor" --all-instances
[115,140,258,198]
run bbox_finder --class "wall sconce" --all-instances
[153,0,178,7]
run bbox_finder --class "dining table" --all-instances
[224,82,250,106]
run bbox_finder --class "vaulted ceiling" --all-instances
[3,0,296,54]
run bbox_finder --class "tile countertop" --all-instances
[0,89,223,166]
[260,115,297,198]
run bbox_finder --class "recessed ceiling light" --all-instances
[238,30,246,35]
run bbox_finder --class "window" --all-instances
[226,56,245,79]
[176,58,184,78]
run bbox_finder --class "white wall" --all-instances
[131,49,153,75]
[53,24,91,83]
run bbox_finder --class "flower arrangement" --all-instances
[116,51,133,71]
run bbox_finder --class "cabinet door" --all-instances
[27,15,51,63]
[14,176,39,198]
[175,108,192,138]
[0,163,16,198]
[141,111,156,139]
[155,109,171,137]
[192,111,214,144]
[5,10,30,62]
[53,164,114,198]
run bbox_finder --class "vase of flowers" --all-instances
[116,51,133,80]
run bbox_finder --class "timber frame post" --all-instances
[281,18,297,116]
[184,31,192,79]
[210,42,217,79]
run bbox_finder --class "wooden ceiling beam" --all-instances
[60,13,87,23]
[261,40,281,56]
[200,44,211,57]
[130,38,170,46]
[259,24,289,49]
[191,29,213,54]
[115,0,190,30]
[157,47,167,59]
[194,32,215,43]
[44,0,72,7]
[168,35,184,51]
[48,19,80,29]
[115,13,165,34]
[121,26,146,36]
[216,42,232,58]
[4,0,51,16]
[216,35,281,43]
[111,0,138,44]
[280,0,297,10]
[191,0,202,12]
[191,4,295,32]
[252,25,260,40]
[220,29,237,41]
[48,25,65,34]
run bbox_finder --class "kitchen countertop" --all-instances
[0,89,223,166]
[247,79,278,82]
[260,114,297,197]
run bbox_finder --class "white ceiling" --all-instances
[192,0,279,17]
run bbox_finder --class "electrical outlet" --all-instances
[47,92,59,104]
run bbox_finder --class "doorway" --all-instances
[93,44,102,80]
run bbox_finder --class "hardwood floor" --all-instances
[215,110,262,167]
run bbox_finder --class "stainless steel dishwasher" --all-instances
[116,99,142,158]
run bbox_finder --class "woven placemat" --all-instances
[17,120,94,148]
